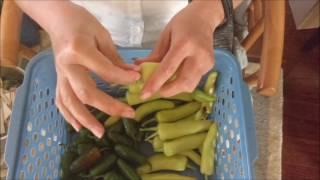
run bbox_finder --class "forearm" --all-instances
[15,1,82,36]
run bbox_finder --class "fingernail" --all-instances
[122,109,135,118]
[94,126,104,138]
[141,91,151,100]
[133,73,141,81]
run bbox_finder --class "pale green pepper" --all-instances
[163,132,207,156]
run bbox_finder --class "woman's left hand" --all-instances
[135,0,225,99]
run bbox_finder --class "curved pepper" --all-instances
[156,102,201,123]
[89,154,117,176]
[141,173,196,180]
[201,122,218,176]
[163,132,207,156]
[135,100,175,121]
[204,71,218,95]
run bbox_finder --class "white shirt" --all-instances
[71,0,188,47]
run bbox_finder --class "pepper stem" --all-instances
[142,118,156,127]
[187,163,197,171]
[140,127,157,132]
[145,132,158,141]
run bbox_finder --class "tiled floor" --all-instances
[282,2,319,180]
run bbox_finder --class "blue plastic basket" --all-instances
[5,49,257,180]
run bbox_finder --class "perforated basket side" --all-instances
[5,49,257,180]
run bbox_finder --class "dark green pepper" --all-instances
[107,131,134,147]
[89,154,117,176]
[117,159,141,180]
[77,143,95,155]
[103,171,126,180]
[61,150,77,179]
[108,120,124,133]
[70,147,101,174]
[114,144,147,165]
[95,111,108,122]
[122,119,140,141]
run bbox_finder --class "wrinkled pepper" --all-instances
[152,136,163,152]
[192,89,216,103]
[163,132,207,156]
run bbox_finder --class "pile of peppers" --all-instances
[61,62,219,180]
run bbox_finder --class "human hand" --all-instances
[50,4,140,138]
[135,0,224,99]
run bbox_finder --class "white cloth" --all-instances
[71,0,188,47]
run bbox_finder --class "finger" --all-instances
[55,89,82,131]
[66,66,135,118]
[60,77,105,138]
[134,27,171,65]
[78,48,140,84]
[95,30,140,71]
[159,57,204,97]
[141,45,186,99]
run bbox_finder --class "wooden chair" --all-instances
[0,0,285,96]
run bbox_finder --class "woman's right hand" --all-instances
[15,1,140,138]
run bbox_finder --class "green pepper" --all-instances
[163,132,207,156]
[141,62,159,81]
[95,111,108,122]
[152,136,163,152]
[126,92,160,105]
[165,92,193,102]
[70,147,101,174]
[158,119,212,141]
[137,163,152,174]
[141,173,196,180]
[94,135,112,148]
[107,131,134,147]
[61,150,77,179]
[104,116,121,128]
[103,171,126,180]
[156,102,201,123]
[179,150,201,166]
[192,89,216,103]
[108,120,124,133]
[122,118,140,141]
[135,100,175,121]
[117,159,141,180]
[128,81,144,94]
[147,153,188,172]
[77,143,95,155]
[114,144,147,165]
[89,154,117,176]
[201,122,218,176]
[204,71,218,95]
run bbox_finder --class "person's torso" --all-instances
[71,0,188,47]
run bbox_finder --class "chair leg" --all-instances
[0,0,23,67]
[257,0,285,96]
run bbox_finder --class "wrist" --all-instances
[191,0,225,31]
